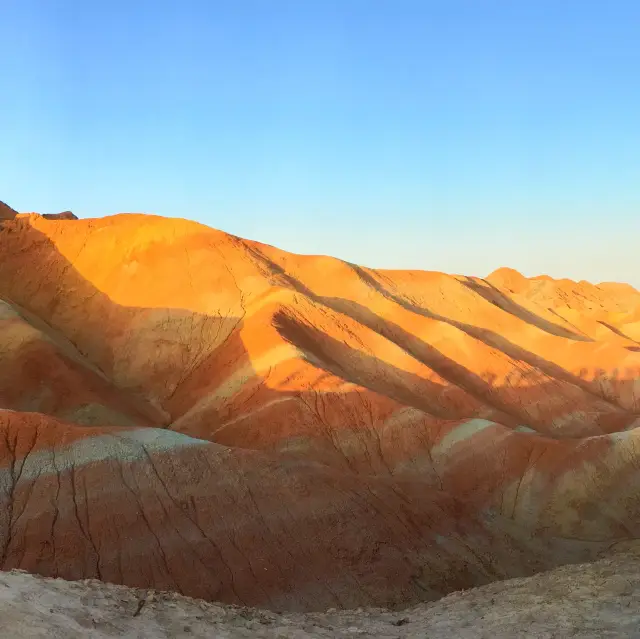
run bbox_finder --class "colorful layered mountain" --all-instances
[0,208,639,611]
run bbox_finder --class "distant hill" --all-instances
[0,200,17,220]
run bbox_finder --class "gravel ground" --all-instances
[1,553,639,638]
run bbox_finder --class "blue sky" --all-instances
[1,1,639,285]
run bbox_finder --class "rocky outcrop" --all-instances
[0,211,639,611]
[0,201,78,222]
[42,211,78,220]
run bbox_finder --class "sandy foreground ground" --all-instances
[1,552,639,638]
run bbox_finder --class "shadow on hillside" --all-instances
[236,244,640,425]
[599,320,640,345]
[459,277,593,341]
[0,217,638,449]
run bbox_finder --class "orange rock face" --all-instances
[0,210,639,611]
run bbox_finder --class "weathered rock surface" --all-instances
[0,209,640,611]
[1,551,640,637]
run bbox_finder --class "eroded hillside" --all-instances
[0,210,639,611]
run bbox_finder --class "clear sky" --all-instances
[1,1,639,285]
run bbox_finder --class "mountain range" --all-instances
[1,204,639,612]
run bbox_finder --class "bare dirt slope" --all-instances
[1,207,640,611]
[1,551,639,638]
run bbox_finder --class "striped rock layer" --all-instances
[0,211,639,611]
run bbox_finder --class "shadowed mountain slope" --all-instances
[0,209,639,611]
[0,201,17,221]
